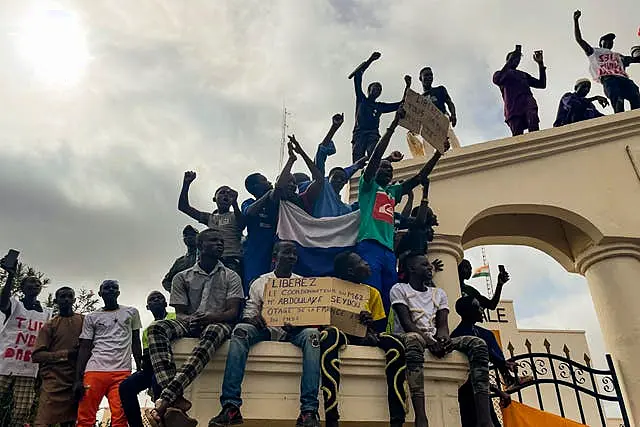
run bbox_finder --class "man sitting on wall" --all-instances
[210,241,322,427]
[388,253,493,427]
[320,251,407,427]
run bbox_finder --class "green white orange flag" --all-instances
[472,265,490,278]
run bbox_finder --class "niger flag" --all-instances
[472,264,490,278]
[502,401,588,427]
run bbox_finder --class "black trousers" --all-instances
[119,363,161,427]
[458,380,501,427]
[320,326,407,423]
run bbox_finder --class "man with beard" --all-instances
[179,172,245,278]
[33,286,84,427]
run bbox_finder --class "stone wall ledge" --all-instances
[174,338,470,426]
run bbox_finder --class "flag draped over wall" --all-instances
[277,201,361,277]
[472,264,490,278]
[502,401,588,427]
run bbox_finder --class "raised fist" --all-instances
[370,52,381,61]
[332,113,344,127]
[183,171,196,184]
[573,10,581,20]
[404,75,412,86]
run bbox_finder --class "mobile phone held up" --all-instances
[1,249,20,271]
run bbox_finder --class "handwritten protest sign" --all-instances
[262,277,369,337]
[399,89,450,153]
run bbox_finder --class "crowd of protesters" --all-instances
[1,9,638,427]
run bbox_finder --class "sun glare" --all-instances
[15,7,89,87]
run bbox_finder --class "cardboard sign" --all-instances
[262,277,369,337]
[399,89,450,153]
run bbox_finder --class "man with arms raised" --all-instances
[210,241,321,427]
[0,252,52,427]
[179,173,245,278]
[573,10,640,112]
[349,52,404,162]
[356,80,449,316]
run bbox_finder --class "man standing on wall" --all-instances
[493,45,547,136]
[573,10,640,112]
[348,52,403,162]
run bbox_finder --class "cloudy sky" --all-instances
[1,0,638,369]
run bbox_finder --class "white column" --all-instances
[576,242,640,426]
[428,235,465,327]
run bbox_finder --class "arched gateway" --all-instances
[175,110,640,427]
[347,109,640,425]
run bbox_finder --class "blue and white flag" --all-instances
[277,201,360,277]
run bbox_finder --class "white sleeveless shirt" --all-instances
[0,297,52,377]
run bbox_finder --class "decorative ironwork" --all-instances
[491,339,630,427]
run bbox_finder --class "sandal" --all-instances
[164,407,198,427]
[144,408,164,427]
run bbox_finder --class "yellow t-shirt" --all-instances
[363,286,386,321]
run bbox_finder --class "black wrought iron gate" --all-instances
[492,339,630,427]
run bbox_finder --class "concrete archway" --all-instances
[346,109,640,424]
[461,204,604,272]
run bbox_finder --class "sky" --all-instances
[1,0,639,374]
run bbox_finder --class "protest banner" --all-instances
[399,88,450,153]
[262,277,369,337]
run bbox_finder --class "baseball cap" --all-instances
[599,33,616,43]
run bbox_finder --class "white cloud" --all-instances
[0,0,637,361]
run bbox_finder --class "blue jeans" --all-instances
[220,323,321,412]
[356,240,398,317]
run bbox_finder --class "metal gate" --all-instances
[491,339,630,427]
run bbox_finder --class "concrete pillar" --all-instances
[428,235,464,327]
[575,242,640,426]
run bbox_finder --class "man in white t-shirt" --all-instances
[388,253,492,427]
[0,254,52,427]
[573,10,640,113]
[210,240,322,427]
[73,279,142,427]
